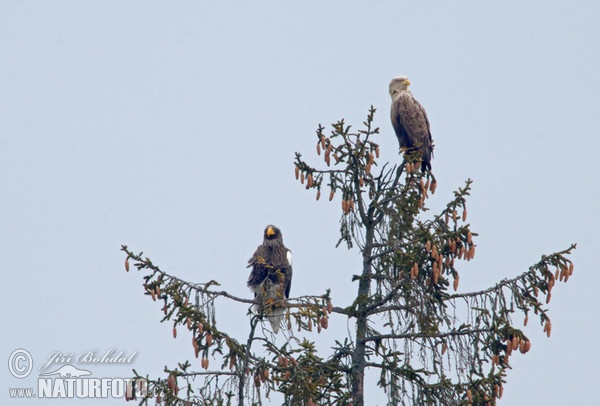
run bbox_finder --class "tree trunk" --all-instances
[351,223,374,406]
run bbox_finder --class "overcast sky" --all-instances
[2,2,599,405]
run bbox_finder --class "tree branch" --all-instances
[361,327,494,343]
[238,316,259,406]
[122,245,329,308]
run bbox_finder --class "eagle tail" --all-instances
[266,307,285,334]
[252,277,288,334]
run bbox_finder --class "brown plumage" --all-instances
[389,76,434,172]
[247,225,293,333]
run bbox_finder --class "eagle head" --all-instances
[264,225,282,241]
[389,76,411,98]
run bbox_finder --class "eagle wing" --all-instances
[247,247,292,300]
[392,92,433,170]
[284,250,293,298]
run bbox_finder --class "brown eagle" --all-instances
[247,225,293,333]
[389,76,434,172]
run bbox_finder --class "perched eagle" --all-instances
[389,76,434,172]
[247,225,293,333]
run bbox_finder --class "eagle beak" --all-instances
[405,79,411,86]
[266,227,275,237]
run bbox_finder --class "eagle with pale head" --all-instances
[389,76,434,172]
[247,225,292,333]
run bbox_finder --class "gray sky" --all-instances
[2,2,598,404]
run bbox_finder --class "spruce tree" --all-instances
[122,107,575,405]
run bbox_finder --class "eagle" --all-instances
[389,76,434,172]
[247,225,293,333]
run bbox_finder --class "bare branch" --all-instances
[361,327,494,343]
